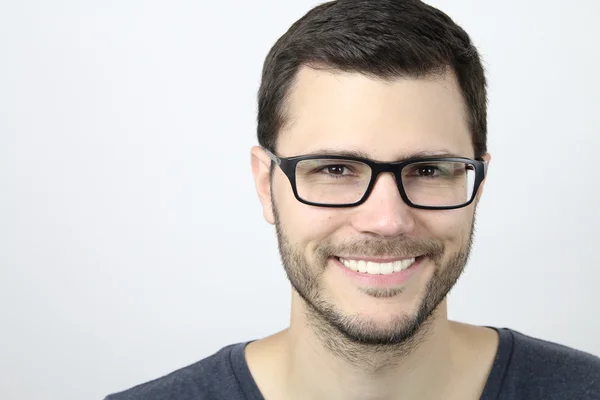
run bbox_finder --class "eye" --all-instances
[415,165,440,177]
[311,164,356,177]
[322,165,350,175]
[297,159,369,180]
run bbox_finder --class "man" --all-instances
[106,1,600,399]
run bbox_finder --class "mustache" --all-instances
[315,236,444,261]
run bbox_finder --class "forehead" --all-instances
[277,66,473,160]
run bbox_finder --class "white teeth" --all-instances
[339,257,416,275]
[381,262,393,274]
[358,260,367,273]
[366,261,379,274]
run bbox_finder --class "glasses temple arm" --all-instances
[264,149,281,165]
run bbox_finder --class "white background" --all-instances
[1,1,599,399]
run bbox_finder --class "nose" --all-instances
[349,172,416,237]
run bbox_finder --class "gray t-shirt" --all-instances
[105,328,600,399]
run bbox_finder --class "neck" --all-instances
[284,294,456,400]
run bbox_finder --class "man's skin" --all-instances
[249,66,497,400]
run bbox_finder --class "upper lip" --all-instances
[336,255,421,262]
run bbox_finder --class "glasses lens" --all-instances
[401,161,476,207]
[295,159,371,205]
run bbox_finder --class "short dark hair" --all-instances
[257,0,487,158]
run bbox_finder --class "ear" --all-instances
[475,152,492,203]
[250,146,275,225]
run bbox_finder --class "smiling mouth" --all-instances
[336,256,422,275]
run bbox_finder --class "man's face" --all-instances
[253,67,487,345]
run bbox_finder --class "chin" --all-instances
[334,312,426,346]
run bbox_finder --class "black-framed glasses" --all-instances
[266,149,488,210]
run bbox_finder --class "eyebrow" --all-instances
[301,148,466,162]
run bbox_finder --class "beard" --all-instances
[273,202,475,366]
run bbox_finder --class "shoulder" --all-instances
[500,328,600,399]
[104,342,248,400]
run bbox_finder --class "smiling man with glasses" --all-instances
[106,1,600,399]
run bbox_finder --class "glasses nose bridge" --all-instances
[371,162,404,184]
[368,162,407,203]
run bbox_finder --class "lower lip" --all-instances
[333,257,424,287]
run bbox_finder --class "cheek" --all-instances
[275,179,344,247]
[416,208,474,244]
[286,207,342,246]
